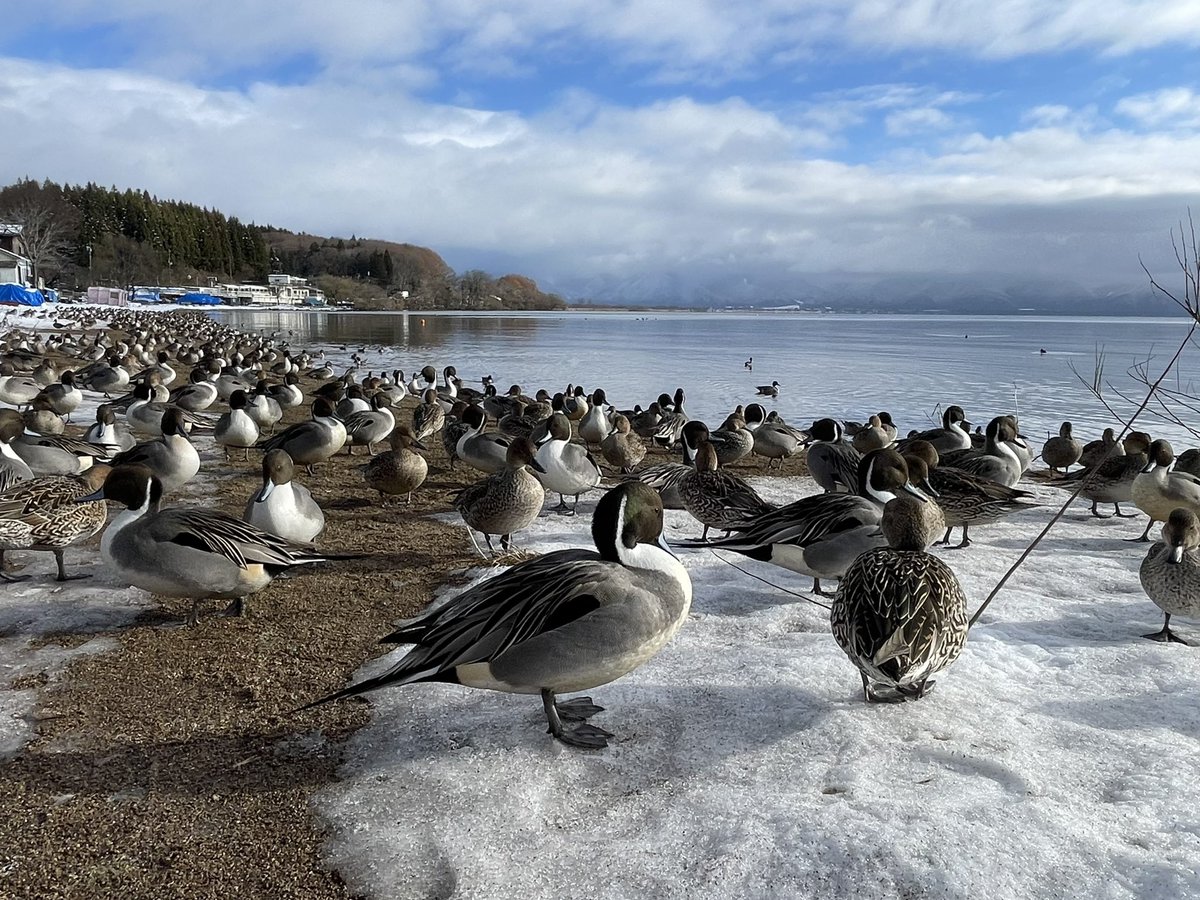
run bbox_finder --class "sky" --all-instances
[2,1,1200,300]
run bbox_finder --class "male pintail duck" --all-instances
[0,362,42,407]
[457,404,513,475]
[535,413,602,515]
[699,448,927,595]
[0,410,35,490]
[0,465,110,581]
[578,388,613,445]
[168,367,219,412]
[1130,439,1200,542]
[36,371,82,421]
[257,398,347,473]
[1139,507,1200,644]
[455,437,546,555]
[343,393,396,455]
[806,418,861,493]
[1042,421,1082,477]
[83,465,352,625]
[362,425,428,505]
[831,495,969,702]
[897,405,971,455]
[755,381,780,398]
[246,380,284,434]
[215,390,261,461]
[244,450,326,543]
[83,405,136,453]
[652,388,687,448]
[744,403,801,468]
[301,482,691,750]
[111,407,201,494]
[938,416,1025,487]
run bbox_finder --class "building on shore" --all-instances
[127,274,327,307]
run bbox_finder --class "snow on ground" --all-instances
[315,477,1200,900]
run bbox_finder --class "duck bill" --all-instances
[530,458,547,474]
[657,533,680,560]
[901,482,929,502]
[74,487,105,504]
[255,479,276,503]
[918,481,940,499]
[413,438,429,452]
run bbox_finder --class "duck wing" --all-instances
[145,508,329,569]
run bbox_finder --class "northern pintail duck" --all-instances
[938,416,1025,487]
[851,414,893,454]
[22,397,65,436]
[1042,421,1082,477]
[805,418,861,493]
[343,393,395,455]
[0,362,41,407]
[831,495,969,702]
[701,448,927,595]
[412,389,446,441]
[744,403,801,468]
[335,384,371,420]
[30,359,59,387]
[1139,507,1200,644]
[268,373,305,409]
[1131,439,1200,542]
[257,398,347,473]
[0,410,35,490]
[81,468,348,624]
[246,380,283,433]
[244,449,325,543]
[457,404,513,475]
[498,401,541,439]
[303,482,691,750]
[1055,431,1151,518]
[578,388,613,445]
[408,365,436,397]
[562,384,589,422]
[362,425,428,505]
[652,388,687,448]
[84,465,350,625]
[455,436,546,554]
[168,367,219,412]
[83,405,136,453]
[441,401,472,469]
[601,414,647,474]
[534,412,602,514]
[902,443,1035,549]
[0,517,37,582]
[80,356,131,397]
[13,432,110,476]
[36,371,82,421]
[755,381,780,398]
[110,407,201,493]
[679,441,774,539]
[708,410,755,466]
[898,405,972,454]
[0,465,110,581]
[215,390,261,461]
[1079,427,1123,469]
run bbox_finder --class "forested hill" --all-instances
[0,178,565,310]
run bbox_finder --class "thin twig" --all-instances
[709,550,832,611]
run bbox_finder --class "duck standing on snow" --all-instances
[1131,439,1200,542]
[1041,421,1082,477]
[455,437,546,555]
[831,495,969,702]
[1139,506,1200,644]
[301,482,692,750]
[535,413,601,515]
[244,450,325,543]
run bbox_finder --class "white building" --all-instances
[0,224,32,286]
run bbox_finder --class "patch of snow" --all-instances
[315,477,1200,899]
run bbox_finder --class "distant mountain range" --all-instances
[554,271,1183,316]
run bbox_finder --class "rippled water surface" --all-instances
[211,309,1200,446]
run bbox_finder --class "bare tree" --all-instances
[1,197,71,287]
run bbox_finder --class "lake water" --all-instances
[210,309,1200,448]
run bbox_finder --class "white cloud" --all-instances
[0,57,1198,292]
[1116,87,1200,127]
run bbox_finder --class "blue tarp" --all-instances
[178,292,223,306]
[0,283,45,306]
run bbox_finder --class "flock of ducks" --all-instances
[1,305,1199,747]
